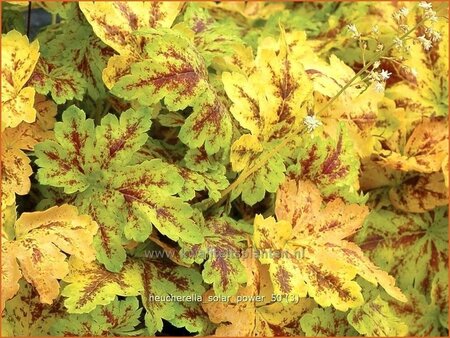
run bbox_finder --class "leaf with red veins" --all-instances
[355,206,448,294]
[111,29,210,111]
[113,160,203,244]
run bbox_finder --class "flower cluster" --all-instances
[368,68,392,93]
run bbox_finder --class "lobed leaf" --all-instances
[1,205,97,310]
[1,30,39,130]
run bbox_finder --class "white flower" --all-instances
[425,9,438,22]
[371,24,379,34]
[410,67,418,77]
[418,35,432,50]
[374,81,385,93]
[347,24,360,38]
[303,115,322,133]
[372,61,381,69]
[431,31,441,42]
[418,1,432,10]
[399,7,409,17]
[393,37,403,48]
[379,69,392,80]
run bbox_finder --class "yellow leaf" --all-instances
[1,205,98,311]
[202,249,315,336]
[1,30,40,130]
[377,118,448,173]
[1,95,56,206]
[389,173,448,213]
[254,178,406,311]
[230,134,263,172]
[80,2,183,55]
[223,29,312,142]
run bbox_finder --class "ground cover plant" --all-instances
[1,1,448,336]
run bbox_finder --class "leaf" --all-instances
[310,54,383,123]
[35,106,203,272]
[290,124,364,203]
[110,29,210,110]
[387,288,446,336]
[1,30,40,130]
[254,178,406,311]
[80,1,183,54]
[1,204,98,310]
[181,216,248,296]
[182,3,244,67]
[113,160,202,244]
[375,118,448,174]
[178,90,232,155]
[223,30,312,141]
[1,94,57,206]
[170,301,216,336]
[387,19,448,117]
[300,307,358,337]
[177,165,229,202]
[35,106,97,194]
[51,297,143,336]
[347,295,408,336]
[202,250,315,336]
[29,58,86,104]
[220,28,315,205]
[355,207,448,294]
[388,172,448,213]
[35,7,115,100]
[431,270,448,329]
[2,280,67,336]
[62,257,205,335]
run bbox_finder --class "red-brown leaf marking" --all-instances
[275,266,293,293]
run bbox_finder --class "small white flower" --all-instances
[379,69,392,80]
[374,81,385,93]
[431,30,441,42]
[418,35,432,50]
[410,67,418,77]
[372,60,381,69]
[303,115,322,133]
[425,9,438,22]
[347,24,360,38]
[427,28,441,42]
[418,1,432,10]
[371,24,379,34]
[393,37,403,48]
[376,43,384,52]
[399,7,409,17]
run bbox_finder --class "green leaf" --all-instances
[111,29,209,110]
[181,216,248,296]
[178,90,232,155]
[182,3,243,67]
[62,257,205,335]
[348,295,408,336]
[300,307,358,337]
[30,58,86,104]
[2,281,66,336]
[290,124,365,203]
[51,297,143,336]
[35,107,203,272]
[35,7,115,100]
[355,207,448,294]
[388,288,446,336]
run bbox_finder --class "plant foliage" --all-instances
[1,1,448,337]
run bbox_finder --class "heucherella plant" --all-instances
[1,1,448,337]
